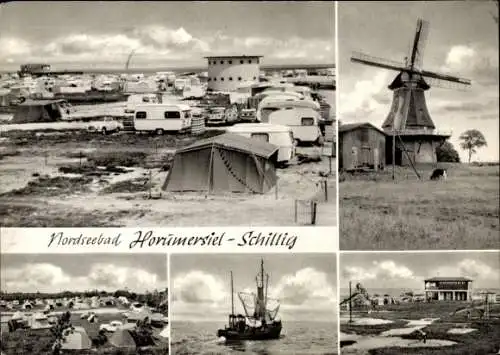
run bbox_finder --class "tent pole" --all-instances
[206,146,214,195]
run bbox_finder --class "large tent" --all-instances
[108,329,137,349]
[11,99,65,124]
[162,133,279,194]
[61,326,92,350]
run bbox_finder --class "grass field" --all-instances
[340,163,499,250]
[1,312,169,355]
[0,130,336,227]
[340,302,500,355]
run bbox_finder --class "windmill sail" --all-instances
[409,19,430,71]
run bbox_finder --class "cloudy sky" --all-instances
[339,1,499,162]
[171,254,336,322]
[0,1,334,71]
[0,254,168,294]
[340,251,500,295]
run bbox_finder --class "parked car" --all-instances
[99,320,124,332]
[87,116,122,134]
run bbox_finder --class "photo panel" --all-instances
[0,1,336,228]
[170,253,338,354]
[337,1,499,250]
[339,251,500,354]
[0,253,169,354]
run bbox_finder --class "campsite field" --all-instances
[340,302,500,355]
[0,130,336,227]
[339,163,499,250]
[1,311,169,355]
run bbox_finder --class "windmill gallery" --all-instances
[339,18,471,178]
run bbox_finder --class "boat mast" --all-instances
[349,281,352,323]
[231,271,234,316]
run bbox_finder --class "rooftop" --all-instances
[339,122,386,136]
[425,277,473,282]
[204,55,263,59]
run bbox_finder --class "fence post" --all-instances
[324,180,328,202]
[294,200,298,223]
[311,201,317,225]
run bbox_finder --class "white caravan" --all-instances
[268,108,323,145]
[257,96,320,123]
[227,123,295,164]
[133,103,192,134]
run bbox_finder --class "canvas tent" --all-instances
[61,326,92,350]
[11,99,65,124]
[162,133,279,194]
[109,329,138,349]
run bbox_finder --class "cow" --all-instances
[430,168,447,181]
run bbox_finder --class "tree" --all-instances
[459,129,487,163]
[436,141,460,163]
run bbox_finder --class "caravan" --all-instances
[227,123,295,164]
[132,103,192,134]
[268,108,323,146]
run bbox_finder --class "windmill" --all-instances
[351,19,471,180]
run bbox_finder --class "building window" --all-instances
[213,78,217,81]
[238,77,242,81]
[240,60,244,64]
[229,77,233,81]
[221,77,224,81]
[207,78,211,82]
[248,59,252,64]
[228,60,232,64]
[220,60,224,64]
[253,76,257,80]
[135,111,147,119]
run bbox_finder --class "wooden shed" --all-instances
[338,122,386,171]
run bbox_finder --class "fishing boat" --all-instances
[217,259,282,341]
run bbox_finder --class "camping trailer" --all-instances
[132,103,192,134]
[268,108,323,145]
[227,123,295,164]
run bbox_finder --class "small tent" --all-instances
[108,329,137,349]
[11,99,65,124]
[162,133,279,194]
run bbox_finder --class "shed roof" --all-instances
[424,277,473,282]
[177,132,279,159]
[338,122,386,136]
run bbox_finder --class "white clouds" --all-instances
[0,26,333,66]
[1,263,160,293]
[172,267,336,322]
[434,259,499,281]
[0,37,32,57]
[444,45,475,69]
[339,70,390,121]
[271,267,336,307]
[342,257,500,290]
[173,270,226,304]
[342,260,416,284]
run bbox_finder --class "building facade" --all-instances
[205,55,262,92]
[424,277,473,301]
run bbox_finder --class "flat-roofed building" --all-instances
[424,277,473,301]
[205,55,262,92]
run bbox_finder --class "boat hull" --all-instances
[217,322,282,341]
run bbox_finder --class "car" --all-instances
[80,311,96,319]
[87,116,122,134]
[99,320,123,332]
